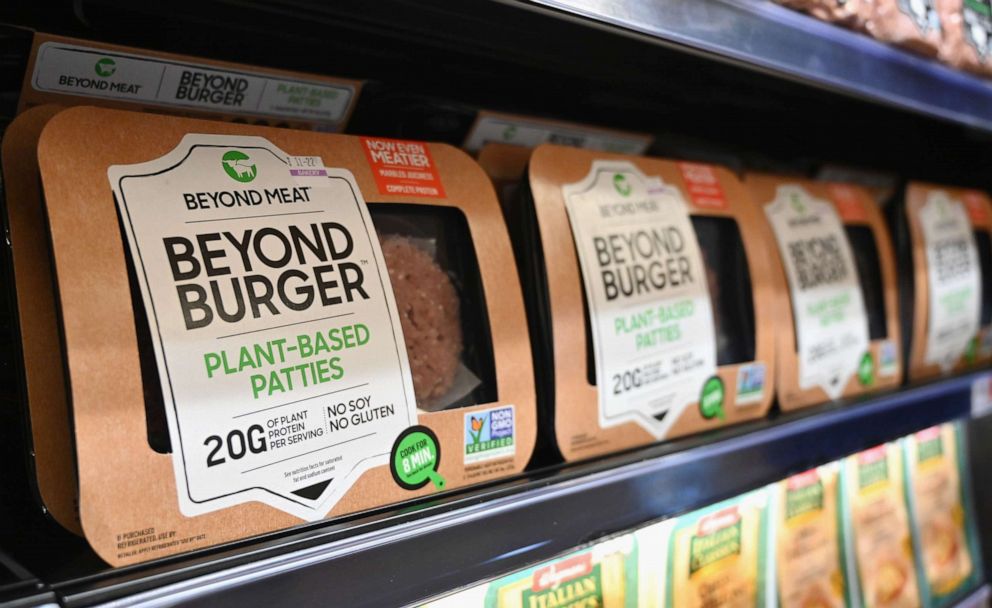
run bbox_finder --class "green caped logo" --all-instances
[613,173,632,197]
[222,150,257,183]
[94,57,116,78]
[789,192,807,214]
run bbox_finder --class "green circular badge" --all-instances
[94,57,116,77]
[699,376,725,420]
[857,352,874,386]
[221,150,257,183]
[390,426,445,491]
[613,173,632,197]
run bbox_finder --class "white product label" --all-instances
[563,161,717,438]
[109,135,416,520]
[32,42,356,128]
[920,192,981,372]
[464,114,652,154]
[765,185,870,399]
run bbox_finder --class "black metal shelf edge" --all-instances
[954,584,990,608]
[525,0,992,132]
[42,371,981,608]
[0,551,55,608]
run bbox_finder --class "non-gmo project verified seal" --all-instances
[879,340,899,376]
[464,406,515,464]
[735,363,766,406]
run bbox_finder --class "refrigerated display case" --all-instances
[2,1,992,606]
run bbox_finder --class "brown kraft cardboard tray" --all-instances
[519,144,778,462]
[902,182,992,381]
[745,174,903,411]
[34,106,536,565]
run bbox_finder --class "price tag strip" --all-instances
[22,35,360,130]
[464,111,653,155]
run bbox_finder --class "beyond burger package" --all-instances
[938,0,992,74]
[745,175,902,410]
[512,145,778,461]
[842,443,922,608]
[771,463,852,608]
[2,33,363,535]
[891,183,992,381]
[903,423,982,607]
[665,490,770,608]
[477,142,535,214]
[866,0,943,56]
[21,106,535,565]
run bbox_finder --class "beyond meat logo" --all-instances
[94,57,116,77]
[222,150,257,183]
[613,173,632,197]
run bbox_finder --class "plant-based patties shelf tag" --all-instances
[108,134,417,520]
[563,160,716,438]
[765,185,870,399]
[31,42,356,128]
[920,192,981,372]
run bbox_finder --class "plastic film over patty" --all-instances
[380,235,463,407]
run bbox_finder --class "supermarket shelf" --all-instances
[28,372,981,608]
[4,0,992,185]
[0,551,55,608]
[527,0,992,132]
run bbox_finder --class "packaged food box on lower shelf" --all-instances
[420,421,983,608]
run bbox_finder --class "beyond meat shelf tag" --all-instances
[463,112,653,155]
[765,185,870,400]
[108,134,417,520]
[920,192,981,372]
[563,160,716,438]
[30,41,357,128]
